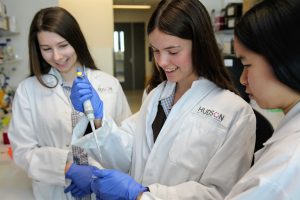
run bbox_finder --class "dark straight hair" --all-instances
[147,0,237,93]
[235,0,300,92]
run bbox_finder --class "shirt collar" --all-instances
[264,101,300,145]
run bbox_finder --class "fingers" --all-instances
[91,178,101,195]
[73,78,91,88]
[64,182,89,198]
[92,169,105,178]
[64,182,76,193]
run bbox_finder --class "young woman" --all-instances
[225,0,300,199]
[8,7,131,200]
[67,0,256,199]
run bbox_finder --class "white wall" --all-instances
[3,0,58,89]
[59,0,114,75]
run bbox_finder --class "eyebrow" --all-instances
[39,40,68,47]
[150,44,181,50]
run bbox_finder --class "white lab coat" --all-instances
[8,68,131,200]
[75,78,256,200]
[225,102,300,200]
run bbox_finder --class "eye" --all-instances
[169,51,178,55]
[59,43,69,48]
[242,64,251,68]
[41,48,51,51]
[152,49,159,54]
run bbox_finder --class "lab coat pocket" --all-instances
[169,115,227,173]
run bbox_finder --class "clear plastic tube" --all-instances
[89,119,102,162]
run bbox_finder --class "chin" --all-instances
[256,101,273,110]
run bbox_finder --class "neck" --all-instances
[61,72,76,84]
[174,75,198,104]
[283,93,300,114]
[60,63,81,84]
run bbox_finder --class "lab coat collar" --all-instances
[159,81,176,101]
[264,102,300,146]
[45,66,87,86]
[159,78,202,101]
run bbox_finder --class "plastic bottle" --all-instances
[5,38,14,61]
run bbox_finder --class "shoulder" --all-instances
[218,89,251,110]
[15,76,38,92]
[193,78,253,114]
[192,80,255,129]
[89,69,120,85]
[216,90,255,124]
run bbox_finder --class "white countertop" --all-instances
[0,142,35,200]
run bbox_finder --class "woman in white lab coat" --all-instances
[225,0,300,199]
[8,7,131,200]
[68,0,256,199]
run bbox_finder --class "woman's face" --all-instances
[37,31,79,76]
[234,37,294,112]
[149,28,198,88]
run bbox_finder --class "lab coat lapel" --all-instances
[153,78,217,147]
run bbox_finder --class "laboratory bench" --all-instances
[0,138,34,200]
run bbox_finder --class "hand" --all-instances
[70,72,103,119]
[64,163,98,197]
[91,169,148,200]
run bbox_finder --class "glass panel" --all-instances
[113,31,125,82]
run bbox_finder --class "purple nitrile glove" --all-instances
[64,163,98,197]
[70,70,103,119]
[91,169,148,200]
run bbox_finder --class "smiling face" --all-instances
[37,31,80,79]
[234,37,300,113]
[149,28,198,89]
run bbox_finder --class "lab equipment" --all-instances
[64,163,98,197]
[91,169,148,200]
[76,69,102,161]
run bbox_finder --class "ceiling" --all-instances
[113,0,160,6]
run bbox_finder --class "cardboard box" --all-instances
[243,0,262,14]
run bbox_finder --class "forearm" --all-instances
[94,118,102,129]
[65,161,72,174]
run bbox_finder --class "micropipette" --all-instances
[77,69,103,162]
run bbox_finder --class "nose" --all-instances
[53,49,63,61]
[240,68,248,86]
[155,53,169,68]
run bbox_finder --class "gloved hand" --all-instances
[64,163,98,197]
[70,71,103,119]
[91,169,148,200]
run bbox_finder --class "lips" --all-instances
[245,91,254,99]
[164,66,178,72]
[55,59,69,67]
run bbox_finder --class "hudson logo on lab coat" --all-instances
[97,87,113,93]
[193,106,225,122]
